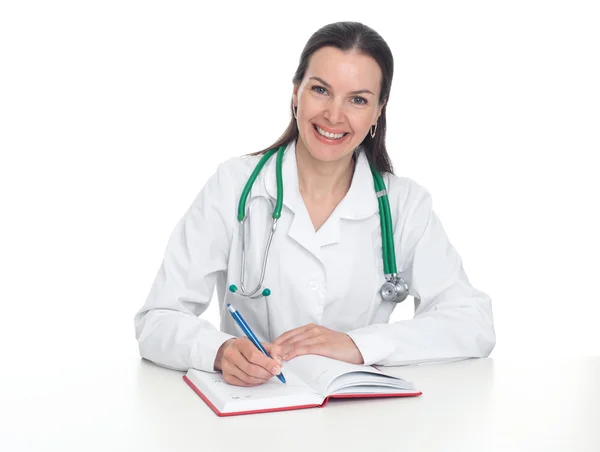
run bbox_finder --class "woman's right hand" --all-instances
[213,338,283,387]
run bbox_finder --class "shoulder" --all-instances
[381,172,437,242]
[212,153,264,182]
[385,173,433,214]
[195,153,266,200]
[187,153,265,213]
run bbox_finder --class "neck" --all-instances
[295,139,355,201]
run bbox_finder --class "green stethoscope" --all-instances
[228,145,409,303]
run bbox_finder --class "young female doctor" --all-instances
[134,22,495,387]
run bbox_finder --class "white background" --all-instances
[1,0,598,397]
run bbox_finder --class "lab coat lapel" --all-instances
[334,150,380,221]
[314,150,379,247]
[263,143,379,260]
[265,141,322,262]
[312,151,381,252]
[315,211,340,246]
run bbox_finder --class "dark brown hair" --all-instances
[255,21,395,174]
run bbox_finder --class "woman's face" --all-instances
[293,46,384,164]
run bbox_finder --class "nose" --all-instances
[323,100,344,125]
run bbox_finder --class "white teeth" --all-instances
[316,125,345,139]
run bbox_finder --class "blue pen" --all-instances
[227,304,286,384]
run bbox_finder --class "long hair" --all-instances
[254,21,395,174]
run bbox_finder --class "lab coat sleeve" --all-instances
[134,161,237,373]
[347,184,496,366]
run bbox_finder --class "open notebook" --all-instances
[183,354,421,416]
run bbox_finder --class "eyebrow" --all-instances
[309,76,375,96]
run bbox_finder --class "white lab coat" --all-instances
[134,140,495,372]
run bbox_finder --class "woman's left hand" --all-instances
[272,324,364,364]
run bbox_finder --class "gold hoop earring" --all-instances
[293,106,298,120]
[370,123,377,138]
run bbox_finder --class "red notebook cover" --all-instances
[183,375,422,417]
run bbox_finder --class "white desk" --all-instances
[1,357,599,451]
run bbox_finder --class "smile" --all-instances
[313,124,348,140]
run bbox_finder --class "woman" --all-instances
[134,22,495,387]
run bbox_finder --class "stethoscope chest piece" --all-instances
[380,275,409,303]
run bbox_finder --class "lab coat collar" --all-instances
[264,141,322,259]
[264,141,379,219]
[336,147,379,220]
[263,140,379,258]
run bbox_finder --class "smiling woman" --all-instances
[291,47,386,231]
[294,49,383,161]
[259,22,394,175]
[134,21,496,388]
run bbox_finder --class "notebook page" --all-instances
[284,355,407,395]
[328,373,415,394]
[186,367,322,413]
[334,384,416,395]
[286,355,392,395]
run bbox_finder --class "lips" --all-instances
[311,123,350,145]
[313,124,348,139]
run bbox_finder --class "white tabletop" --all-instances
[1,357,599,451]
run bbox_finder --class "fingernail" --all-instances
[283,354,289,361]
[272,367,281,375]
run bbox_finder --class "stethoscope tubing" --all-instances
[230,144,408,302]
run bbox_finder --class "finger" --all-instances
[233,338,280,375]
[223,343,274,382]
[284,337,325,361]
[263,343,284,364]
[238,341,282,377]
[273,324,317,345]
[223,370,261,387]
[273,324,317,346]
[228,363,271,386]
[282,329,323,349]
[223,353,272,385]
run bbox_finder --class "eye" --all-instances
[311,85,328,95]
[351,96,368,105]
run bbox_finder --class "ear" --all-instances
[375,99,386,124]
[292,84,300,107]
